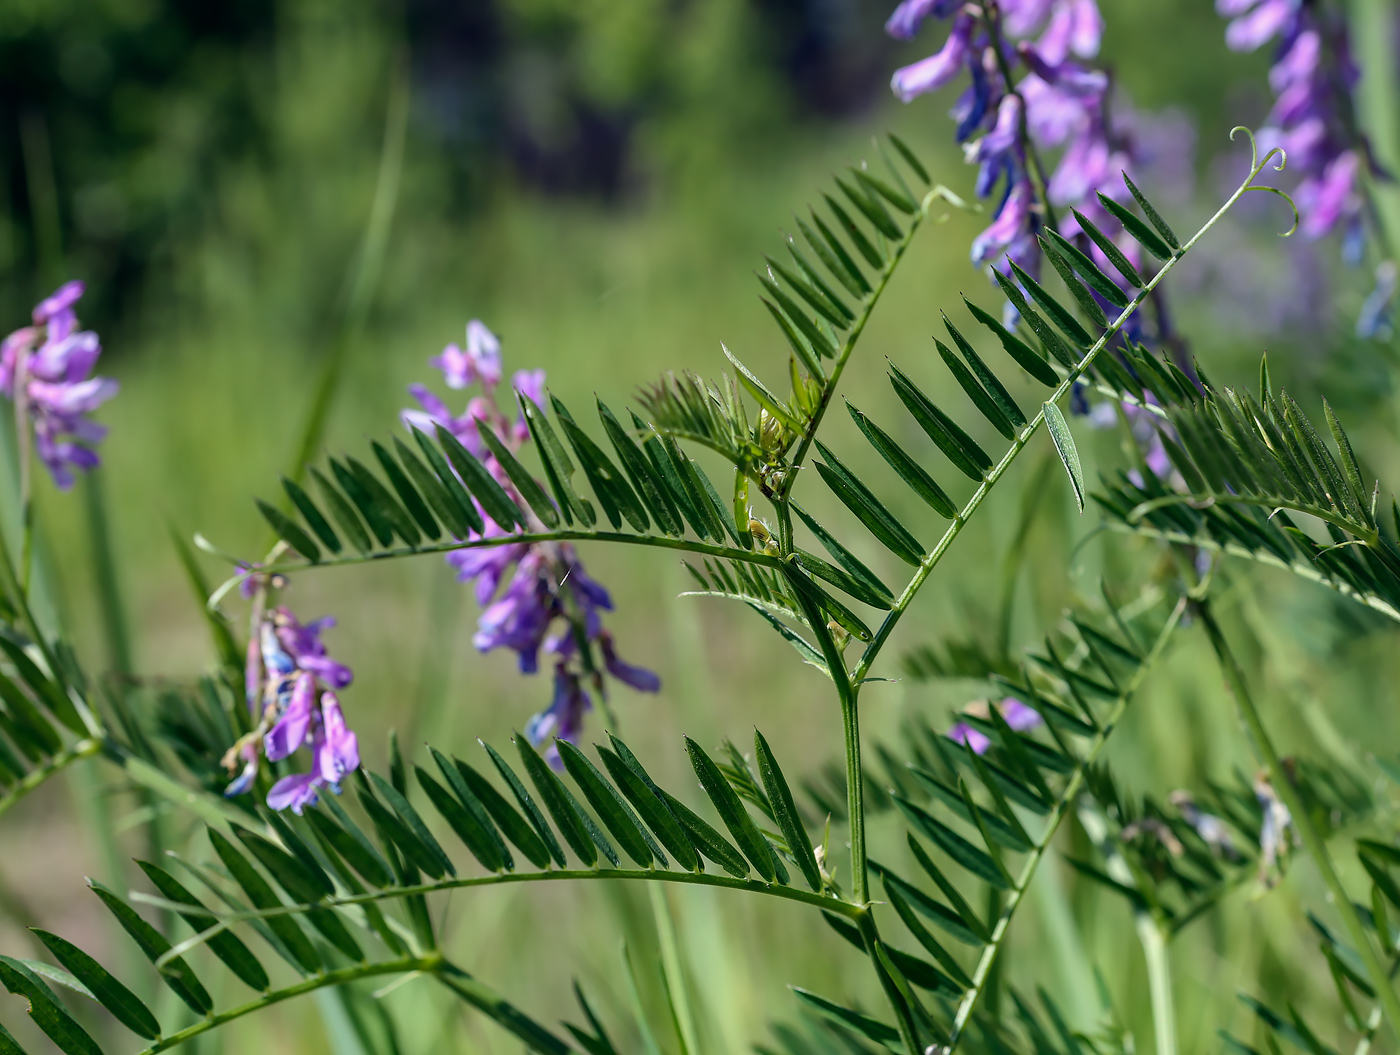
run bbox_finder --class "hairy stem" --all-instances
[1199,601,1400,1041]
[944,597,1186,1051]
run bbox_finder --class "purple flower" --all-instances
[1219,0,1371,244]
[267,772,323,815]
[947,697,1045,755]
[222,596,361,811]
[601,633,661,692]
[891,13,976,102]
[526,665,593,768]
[2,282,118,490]
[408,319,657,751]
[885,0,960,40]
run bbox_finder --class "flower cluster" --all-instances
[222,602,360,814]
[886,0,1153,283]
[1,281,119,489]
[947,696,1043,754]
[404,321,660,764]
[1219,0,1367,245]
[1087,394,1178,487]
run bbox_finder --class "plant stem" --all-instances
[0,737,103,821]
[1198,602,1400,1042]
[1137,912,1178,1055]
[852,140,1282,686]
[135,955,442,1055]
[944,597,1186,1051]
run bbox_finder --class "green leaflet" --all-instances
[1071,208,1145,288]
[963,296,1061,386]
[30,930,161,1039]
[346,456,422,547]
[597,400,684,536]
[89,878,216,1013]
[813,440,925,566]
[309,799,393,887]
[330,457,396,547]
[368,771,457,878]
[552,398,650,532]
[876,865,982,946]
[0,640,81,735]
[1123,171,1180,249]
[891,794,1009,889]
[1098,191,1174,261]
[0,956,103,1055]
[514,734,603,867]
[474,421,560,529]
[991,267,1079,369]
[791,502,895,604]
[823,194,883,269]
[389,437,469,539]
[482,741,569,867]
[410,425,486,535]
[889,364,992,481]
[435,424,525,532]
[846,403,957,519]
[437,961,573,1055]
[793,549,893,611]
[799,213,870,297]
[938,318,1025,434]
[207,829,324,974]
[599,743,701,872]
[556,740,658,868]
[685,737,777,881]
[431,749,525,869]
[1041,229,1130,308]
[1003,264,1093,350]
[754,729,822,891]
[371,440,442,539]
[790,987,902,1049]
[521,394,595,527]
[134,861,270,993]
[416,764,509,872]
[1039,235,1108,328]
[257,498,323,562]
[310,465,374,553]
[881,882,975,988]
[282,476,342,552]
[1043,401,1086,513]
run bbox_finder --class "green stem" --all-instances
[130,865,867,940]
[0,737,103,821]
[852,141,1280,686]
[254,528,782,582]
[1198,602,1400,1042]
[774,184,955,548]
[1137,913,1177,1055]
[135,955,442,1055]
[857,910,922,1055]
[944,597,1186,1051]
[1350,0,1400,263]
[1104,520,1400,623]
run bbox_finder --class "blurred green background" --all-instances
[4,0,1400,1052]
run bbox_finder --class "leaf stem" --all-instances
[944,596,1186,1052]
[0,737,103,822]
[852,140,1282,685]
[135,955,442,1055]
[1198,600,1400,1043]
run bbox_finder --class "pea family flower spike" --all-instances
[0,281,118,489]
[404,320,660,763]
[222,602,361,813]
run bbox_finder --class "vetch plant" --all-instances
[4,5,1400,1054]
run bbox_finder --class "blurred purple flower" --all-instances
[1220,0,1372,244]
[407,321,659,760]
[526,665,593,768]
[947,697,1044,755]
[1,281,118,490]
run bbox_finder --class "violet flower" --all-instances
[947,697,1043,755]
[404,320,660,766]
[1,281,118,490]
[1219,0,1372,245]
[221,600,361,813]
[885,0,1171,297]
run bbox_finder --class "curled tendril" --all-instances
[1228,126,1299,238]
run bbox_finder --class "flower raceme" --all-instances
[404,320,660,765]
[222,602,360,814]
[885,0,1166,289]
[0,281,118,489]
